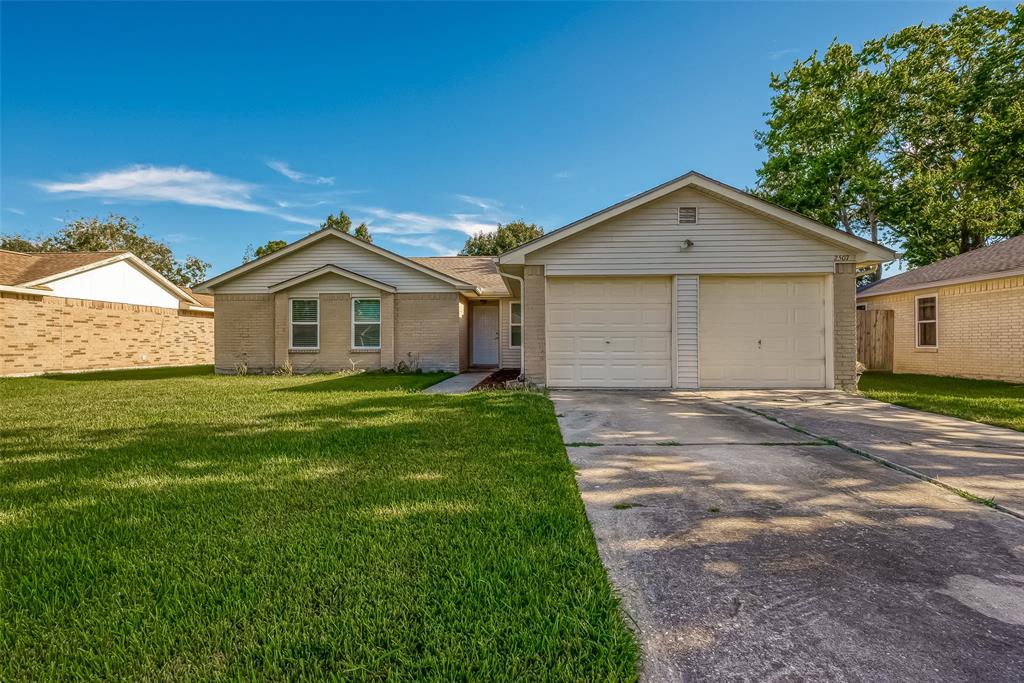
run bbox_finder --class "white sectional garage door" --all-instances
[699,276,828,388]
[547,277,672,387]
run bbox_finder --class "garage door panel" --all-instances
[700,276,827,388]
[547,277,671,388]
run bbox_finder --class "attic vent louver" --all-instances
[678,207,697,224]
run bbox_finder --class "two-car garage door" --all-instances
[544,275,827,388]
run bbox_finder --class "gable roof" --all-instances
[409,256,509,296]
[197,228,478,292]
[267,265,398,293]
[498,171,896,265]
[0,249,204,306]
[858,235,1024,298]
[0,249,126,286]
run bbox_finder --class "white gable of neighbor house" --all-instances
[526,187,856,275]
[214,236,458,293]
[46,260,182,308]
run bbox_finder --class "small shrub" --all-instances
[234,360,248,376]
[275,360,294,376]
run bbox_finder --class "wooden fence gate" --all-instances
[857,309,894,371]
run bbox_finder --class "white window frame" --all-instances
[915,294,938,349]
[509,300,522,349]
[289,298,319,351]
[352,297,382,350]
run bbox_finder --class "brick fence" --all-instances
[1,292,214,376]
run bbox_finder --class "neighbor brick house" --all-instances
[1,250,214,376]
[198,172,893,389]
[857,235,1024,383]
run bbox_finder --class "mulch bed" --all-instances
[473,368,521,391]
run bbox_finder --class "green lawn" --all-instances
[859,371,1024,432]
[0,367,638,681]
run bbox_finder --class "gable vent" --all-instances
[678,206,697,224]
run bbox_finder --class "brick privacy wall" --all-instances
[522,265,546,384]
[2,292,213,376]
[833,263,858,390]
[862,274,1023,382]
[394,292,462,372]
[215,294,274,373]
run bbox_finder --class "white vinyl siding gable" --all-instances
[283,272,381,298]
[526,187,855,275]
[675,276,698,388]
[46,260,181,309]
[214,236,459,293]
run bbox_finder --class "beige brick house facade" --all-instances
[860,272,1024,383]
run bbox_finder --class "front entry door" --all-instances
[472,305,499,366]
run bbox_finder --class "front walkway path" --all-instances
[704,390,1024,518]
[421,371,492,395]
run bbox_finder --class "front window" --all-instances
[352,298,381,349]
[916,295,937,348]
[509,301,522,348]
[290,299,319,349]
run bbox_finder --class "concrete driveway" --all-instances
[554,391,1024,682]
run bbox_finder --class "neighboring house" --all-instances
[199,171,894,389]
[857,235,1024,383]
[0,250,214,376]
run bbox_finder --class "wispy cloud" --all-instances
[355,206,497,237]
[553,170,573,180]
[454,194,502,211]
[37,165,320,226]
[390,235,458,256]
[4,207,26,215]
[769,47,801,60]
[162,232,195,244]
[266,160,334,186]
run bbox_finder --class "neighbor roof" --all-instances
[409,256,509,296]
[498,171,896,265]
[0,249,126,286]
[858,235,1024,298]
[0,249,204,306]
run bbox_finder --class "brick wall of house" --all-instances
[394,292,462,372]
[1,292,213,376]
[215,293,274,373]
[833,263,858,390]
[522,265,546,384]
[861,274,1024,383]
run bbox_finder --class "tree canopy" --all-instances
[460,220,544,256]
[320,210,372,242]
[242,239,288,263]
[756,5,1023,271]
[0,214,210,287]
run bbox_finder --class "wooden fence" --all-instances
[856,309,893,371]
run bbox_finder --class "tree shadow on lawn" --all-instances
[278,371,453,393]
[36,365,214,382]
[0,391,639,680]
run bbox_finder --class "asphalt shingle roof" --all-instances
[0,250,125,287]
[410,256,509,296]
[858,235,1024,297]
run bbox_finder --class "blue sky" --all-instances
[1,1,1007,275]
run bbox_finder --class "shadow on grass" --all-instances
[38,365,214,382]
[279,371,453,393]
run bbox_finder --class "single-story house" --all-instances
[198,171,894,389]
[1,249,214,376]
[857,235,1024,383]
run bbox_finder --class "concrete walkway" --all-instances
[553,390,1024,682]
[704,390,1024,518]
[421,371,492,394]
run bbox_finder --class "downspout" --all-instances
[501,270,526,380]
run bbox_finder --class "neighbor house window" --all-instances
[916,295,937,348]
[509,301,522,348]
[290,299,319,349]
[352,298,381,349]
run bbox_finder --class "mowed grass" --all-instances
[860,371,1024,432]
[0,367,639,681]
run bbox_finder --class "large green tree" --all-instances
[320,210,372,242]
[460,220,543,256]
[756,5,1023,270]
[0,215,210,287]
[242,239,288,263]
